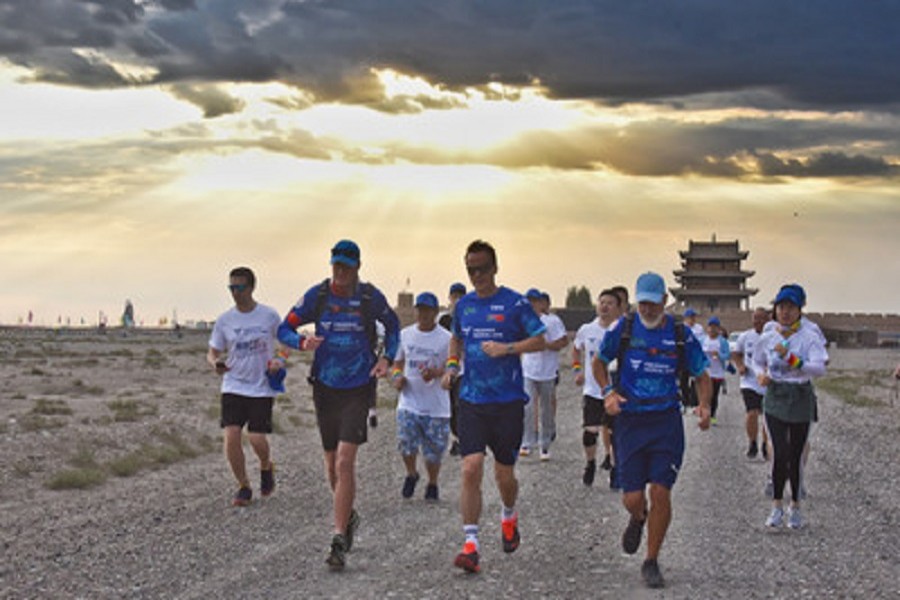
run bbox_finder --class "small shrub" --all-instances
[107,398,158,422]
[46,468,107,490]
[18,414,66,432]
[32,398,73,416]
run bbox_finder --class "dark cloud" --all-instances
[755,152,898,178]
[1,0,898,110]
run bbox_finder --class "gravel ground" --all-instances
[2,332,899,599]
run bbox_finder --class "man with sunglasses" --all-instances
[208,266,284,507]
[278,239,400,571]
[441,239,547,574]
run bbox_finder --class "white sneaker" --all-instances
[765,507,784,528]
[787,507,804,529]
[539,449,551,461]
[519,447,531,457]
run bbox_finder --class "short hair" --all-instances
[599,288,621,306]
[465,239,497,267]
[610,285,629,307]
[229,266,256,289]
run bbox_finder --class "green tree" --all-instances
[565,286,593,308]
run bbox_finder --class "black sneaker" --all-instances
[260,462,276,497]
[583,460,596,486]
[449,439,460,456]
[600,454,612,471]
[232,486,252,507]
[402,473,420,499]
[424,484,439,501]
[747,441,759,459]
[345,509,360,552]
[326,534,348,570]
[622,514,646,554]
[641,558,665,588]
[762,442,769,460]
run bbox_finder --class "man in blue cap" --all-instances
[593,272,711,589]
[390,292,453,501]
[439,282,467,456]
[278,239,400,570]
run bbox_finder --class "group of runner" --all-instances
[206,239,828,589]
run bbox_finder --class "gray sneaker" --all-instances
[765,507,784,528]
[787,507,804,529]
[641,559,665,589]
[326,533,348,570]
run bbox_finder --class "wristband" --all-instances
[601,385,615,399]
[391,368,403,381]
[446,357,460,371]
[786,353,803,370]
[506,343,515,355]
[572,361,583,373]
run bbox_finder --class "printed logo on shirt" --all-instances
[487,314,505,323]
[490,304,505,312]
[630,358,643,371]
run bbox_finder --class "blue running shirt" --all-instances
[598,314,708,413]
[278,282,400,389]
[452,287,546,404]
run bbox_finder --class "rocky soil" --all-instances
[1,329,899,599]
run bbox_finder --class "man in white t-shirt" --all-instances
[208,267,286,507]
[391,292,453,501]
[572,288,621,486]
[732,307,770,459]
[521,289,568,460]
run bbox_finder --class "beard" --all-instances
[638,312,665,329]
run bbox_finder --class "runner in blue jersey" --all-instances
[277,239,400,571]
[593,272,711,589]
[440,240,546,574]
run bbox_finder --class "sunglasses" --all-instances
[228,284,249,293]
[466,263,493,276]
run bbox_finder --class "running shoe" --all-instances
[501,514,520,553]
[424,484,439,502]
[583,460,596,487]
[787,507,804,529]
[622,515,645,554]
[762,443,769,460]
[345,509,360,552]
[765,507,784,528]
[519,446,531,457]
[747,441,758,459]
[260,462,276,497]
[539,449,551,462]
[454,541,480,574]
[600,454,612,471]
[641,558,665,589]
[232,486,252,507]
[326,533,348,570]
[449,439,461,456]
[402,473,420,499]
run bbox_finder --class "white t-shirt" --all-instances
[763,315,826,346]
[734,328,766,394]
[521,312,567,382]
[209,303,282,398]
[689,322,706,344]
[573,317,611,399]
[703,335,729,379]
[753,325,829,384]
[396,324,452,417]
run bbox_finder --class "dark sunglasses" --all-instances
[228,284,248,292]
[466,263,493,276]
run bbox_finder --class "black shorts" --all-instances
[457,399,524,466]
[741,389,764,412]
[313,381,374,451]
[583,394,615,429]
[220,393,274,433]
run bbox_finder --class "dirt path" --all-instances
[2,341,899,598]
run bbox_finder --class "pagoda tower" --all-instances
[670,235,758,312]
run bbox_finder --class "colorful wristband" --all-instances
[786,353,803,370]
[572,361,583,373]
[391,368,403,380]
[446,357,460,371]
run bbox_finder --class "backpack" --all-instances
[306,279,379,386]
[616,312,693,405]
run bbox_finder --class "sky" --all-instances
[2,0,899,326]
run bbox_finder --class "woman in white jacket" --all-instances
[753,283,827,530]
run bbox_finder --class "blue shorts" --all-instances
[457,399,524,466]
[396,409,450,464]
[613,408,685,493]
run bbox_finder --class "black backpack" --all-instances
[616,312,693,405]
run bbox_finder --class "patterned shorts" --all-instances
[396,409,450,464]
